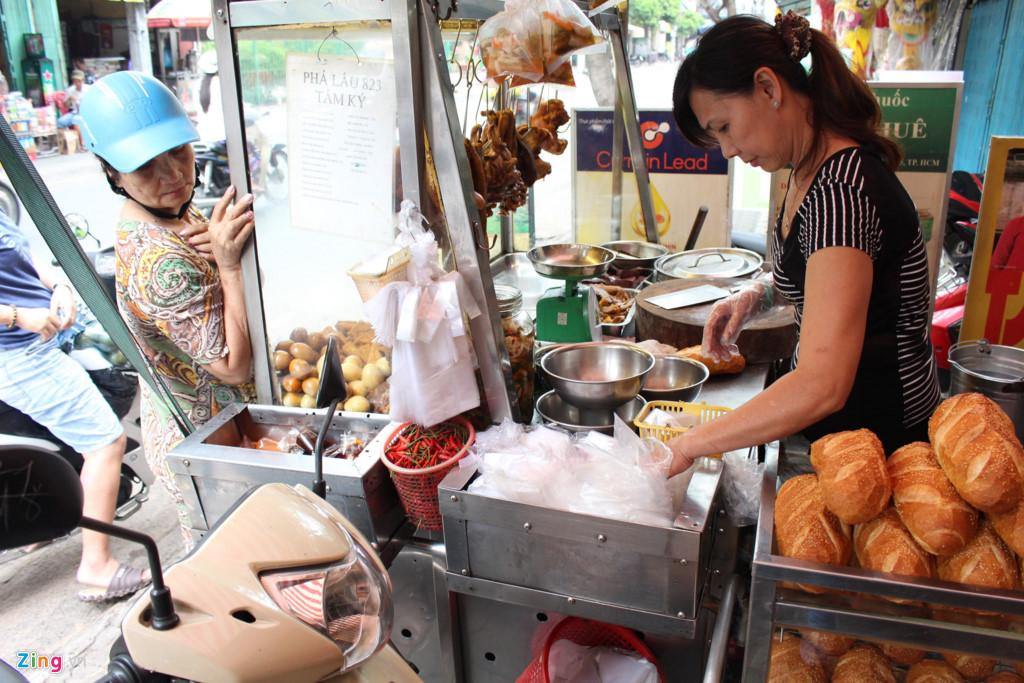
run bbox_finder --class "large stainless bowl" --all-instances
[641,356,709,402]
[541,342,655,410]
[600,240,670,269]
[536,390,646,435]
[528,244,615,279]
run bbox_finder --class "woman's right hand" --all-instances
[208,186,255,270]
[17,307,62,341]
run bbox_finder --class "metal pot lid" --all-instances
[655,248,763,280]
[949,339,1024,384]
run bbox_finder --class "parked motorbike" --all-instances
[0,178,20,224]
[944,170,984,279]
[0,341,421,683]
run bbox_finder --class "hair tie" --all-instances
[774,10,812,62]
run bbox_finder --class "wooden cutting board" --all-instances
[636,278,798,363]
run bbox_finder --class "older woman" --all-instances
[667,13,940,475]
[79,72,256,549]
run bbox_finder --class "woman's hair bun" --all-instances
[775,10,812,62]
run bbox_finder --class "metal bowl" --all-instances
[600,240,670,269]
[536,390,647,435]
[641,357,709,402]
[528,244,615,280]
[541,342,656,410]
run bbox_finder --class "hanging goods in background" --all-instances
[528,243,615,344]
[364,201,482,427]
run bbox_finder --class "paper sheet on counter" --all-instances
[645,284,730,310]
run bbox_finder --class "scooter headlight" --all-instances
[259,529,393,670]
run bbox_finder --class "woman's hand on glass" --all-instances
[208,186,255,270]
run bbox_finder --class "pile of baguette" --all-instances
[770,392,1024,682]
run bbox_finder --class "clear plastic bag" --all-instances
[364,201,482,427]
[479,0,603,85]
[721,448,764,526]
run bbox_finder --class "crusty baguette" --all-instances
[854,508,935,603]
[937,522,1020,594]
[990,500,1024,557]
[905,659,966,683]
[800,629,854,657]
[942,651,995,680]
[832,644,896,683]
[929,393,1024,513]
[768,633,827,683]
[810,429,891,525]
[774,474,851,593]
[877,642,926,667]
[675,345,745,375]
[985,672,1024,683]
[889,442,979,556]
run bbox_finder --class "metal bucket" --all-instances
[949,339,1024,441]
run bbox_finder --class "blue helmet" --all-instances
[77,71,198,173]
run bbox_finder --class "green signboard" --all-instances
[873,86,958,173]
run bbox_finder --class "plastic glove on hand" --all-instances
[700,278,773,362]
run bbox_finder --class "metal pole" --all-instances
[125,1,153,75]
[392,0,427,209]
[703,574,739,683]
[608,12,657,243]
[210,0,274,404]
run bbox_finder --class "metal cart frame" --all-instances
[742,444,1024,681]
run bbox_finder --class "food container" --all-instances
[600,240,671,269]
[535,390,646,434]
[599,294,637,338]
[654,248,763,281]
[949,339,1024,442]
[540,341,655,411]
[496,285,535,422]
[641,357,709,402]
[166,403,402,547]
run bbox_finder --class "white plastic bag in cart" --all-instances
[364,201,482,426]
[547,640,658,683]
[721,448,764,526]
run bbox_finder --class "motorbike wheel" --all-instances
[266,150,289,202]
[0,180,20,224]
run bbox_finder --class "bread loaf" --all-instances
[937,522,1020,594]
[985,672,1024,683]
[810,429,891,524]
[832,644,896,683]
[929,393,1024,513]
[854,508,935,601]
[767,633,827,683]
[990,501,1024,557]
[942,651,995,680]
[800,629,854,656]
[675,345,745,375]
[889,442,979,556]
[774,474,852,592]
[905,659,966,683]
[877,642,926,666]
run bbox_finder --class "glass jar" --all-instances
[495,285,535,422]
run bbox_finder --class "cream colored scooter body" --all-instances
[121,484,421,683]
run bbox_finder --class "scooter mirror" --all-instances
[65,213,100,248]
[0,444,83,550]
[315,335,348,409]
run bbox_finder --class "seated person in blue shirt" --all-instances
[0,208,149,601]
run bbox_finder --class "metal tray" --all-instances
[742,444,1024,682]
[598,286,638,338]
[438,458,726,636]
[167,403,403,549]
[655,248,763,281]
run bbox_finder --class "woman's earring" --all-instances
[772,100,780,109]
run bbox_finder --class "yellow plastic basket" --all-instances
[633,400,733,456]
[347,248,411,303]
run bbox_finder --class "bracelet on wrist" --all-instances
[7,304,17,329]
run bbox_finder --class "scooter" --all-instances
[0,177,19,223]
[0,338,421,683]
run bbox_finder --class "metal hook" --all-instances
[316,27,361,65]
[449,22,463,64]
[430,0,458,21]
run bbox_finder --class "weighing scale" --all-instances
[527,244,616,344]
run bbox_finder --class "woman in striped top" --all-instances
[665,12,940,476]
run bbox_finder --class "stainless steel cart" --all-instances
[742,444,1024,681]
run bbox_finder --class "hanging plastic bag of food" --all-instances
[539,0,605,72]
[478,0,546,84]
[588,0,623,16]
[364,201,483,426]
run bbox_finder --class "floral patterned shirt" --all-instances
[115,213,255,427]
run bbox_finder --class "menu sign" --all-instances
[285,54,396,239]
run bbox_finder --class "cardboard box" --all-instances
[58,129,79,155]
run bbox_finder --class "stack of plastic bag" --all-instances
[467,417,676,527]
[548,640,659,683]
[364,201,482,427]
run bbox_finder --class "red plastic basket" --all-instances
[380,417,475,532]
[515,617,664,683]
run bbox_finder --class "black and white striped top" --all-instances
[771,147,940,451]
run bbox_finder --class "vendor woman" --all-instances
[667,12,940,476]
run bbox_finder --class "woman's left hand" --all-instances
[50,284,77,330]
[181,223,215,262]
